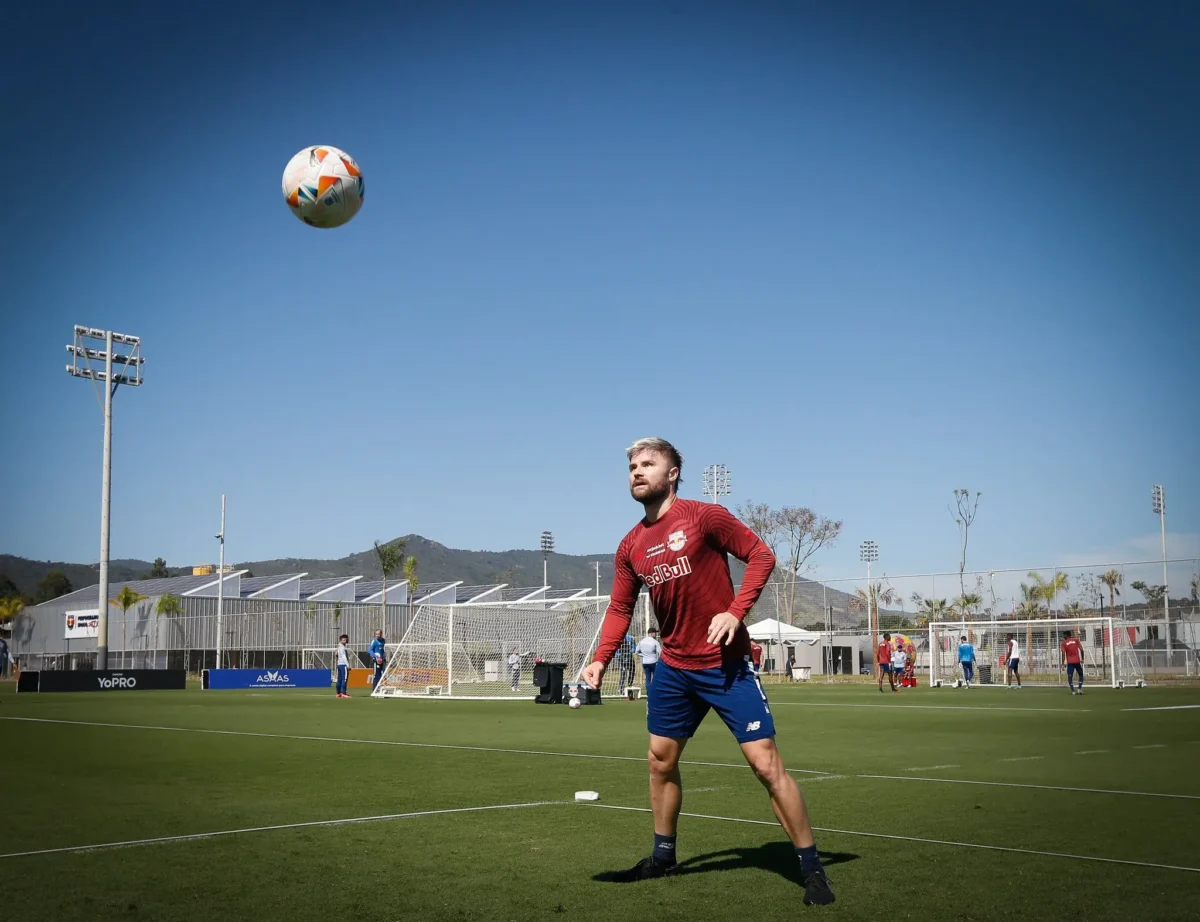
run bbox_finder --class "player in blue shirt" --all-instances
[368,630,387,688]
[958,635,976,688]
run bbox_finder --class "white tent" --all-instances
[747,619,821,645]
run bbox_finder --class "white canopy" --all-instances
[747,619,822,645]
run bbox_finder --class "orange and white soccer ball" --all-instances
[282,145,364,228]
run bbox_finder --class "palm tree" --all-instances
[0,597,24,641]
[373,539,406,615]
[154,594,183,669]
[911,595,949,629]
[1027,571,1069,617]
[1099,569,1123,610]
[951,593,983,619]
[856,582,897,638]
[112,586,147,668]
[403,556,419,617]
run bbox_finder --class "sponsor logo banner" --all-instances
[64,610,100,639]
[205,668,331,690]
[30,670,187,693]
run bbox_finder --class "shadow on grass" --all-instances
[594,842,859,884]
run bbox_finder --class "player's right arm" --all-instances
[582,540,639,689]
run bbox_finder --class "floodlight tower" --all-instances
[1152,485,1171,661]
[65,325,144,670]
[540,531,555,588]
[702,464,731,504]
[860,540,879,641]
[216,495,226,669]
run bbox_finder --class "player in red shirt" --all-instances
[582,438,834,905]
[876,632,895,693]
[750,640,764,668]
[1060,629,1086,695]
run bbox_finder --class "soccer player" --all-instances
[958,634,976,688]
[877,632,895,693]
[335,633,351,698]
[581,438,835,905]
[369,629,387,688]
[508,646,529,691]
[890,643,906,688]
[636,628,662,688]
[1005,633,1023,688]
[1061,629,1085,695]
[750,639,764,670]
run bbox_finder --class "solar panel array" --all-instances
[454,584,501,603]
[299,577,358,599]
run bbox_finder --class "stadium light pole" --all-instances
[593,561,602,597]
[702,464,731,504]
[540,531,555,588]
[65,325,143,671]
[215,495,226,669]
[860,540,878,642]
[1152,485,1171,662]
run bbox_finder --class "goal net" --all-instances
[373,597,643,699]
[927,618,1145,688]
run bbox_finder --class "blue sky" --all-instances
[2,1,1197,587]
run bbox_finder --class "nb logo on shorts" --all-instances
[745,721,761,732]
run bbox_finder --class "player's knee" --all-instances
[745,744,786,788]
[648,744,680,776]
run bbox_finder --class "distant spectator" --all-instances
[750,640,764,671]
[617,633,637,692]
[368,629,387,688]
[0,635,9,679]
[335,634,351,698]
[786,649,796,681]
[635,628,662,687]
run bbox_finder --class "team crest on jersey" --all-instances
[667,530,687,552]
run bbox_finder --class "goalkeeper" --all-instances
[508,646,530,691]
[582,438,834,906]
[369,629,387,688]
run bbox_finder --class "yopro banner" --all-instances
[204,668,331,690]
[26,670,187,693]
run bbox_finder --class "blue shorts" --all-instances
[1008,658,1020,671]
[1066,663,1083,682]
[960,662,975,681]
[878,664,892,674]
[648,659,775,744]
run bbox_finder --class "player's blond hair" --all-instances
[626,437,684,490]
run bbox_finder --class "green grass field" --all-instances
[2,679,1198,922]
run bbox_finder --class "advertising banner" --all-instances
[204,668,331,690]
[64,610,100,639]
[29,670,187,693]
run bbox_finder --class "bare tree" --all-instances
[737,501,842,625]
[950,489,982,603]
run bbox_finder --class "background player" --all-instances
[958,634,976,688]
[1005,633,1023,688]
[1061,629,1086,695]
[877,632,895,693]
[581,437,835,906]
[636,628,662,688]
[369,629,387,688]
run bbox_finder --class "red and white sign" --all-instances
[65,610,100,639]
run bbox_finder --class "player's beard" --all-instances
[631,479,671,506]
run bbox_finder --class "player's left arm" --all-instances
[703,505,777,645]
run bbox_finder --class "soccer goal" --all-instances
[928,618,1145,688]
[372,598,637,699]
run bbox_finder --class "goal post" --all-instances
[373,597,640,699]
[927,618,1145,689]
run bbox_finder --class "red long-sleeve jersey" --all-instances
[594,499,776,671]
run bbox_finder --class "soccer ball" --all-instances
[282,145,364,228]
[569,697,582,709]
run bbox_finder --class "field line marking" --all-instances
[904,765,959,771]
[581,804,1200,874]
[857,774,1200,801]
[0,716,831,776]
[999,756,1044,762]
[0,802,562,861]
[1122,705,1200,712]
[1133,744,1167,750]
[774,702,1089,713]
[1074,750,1108,755]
